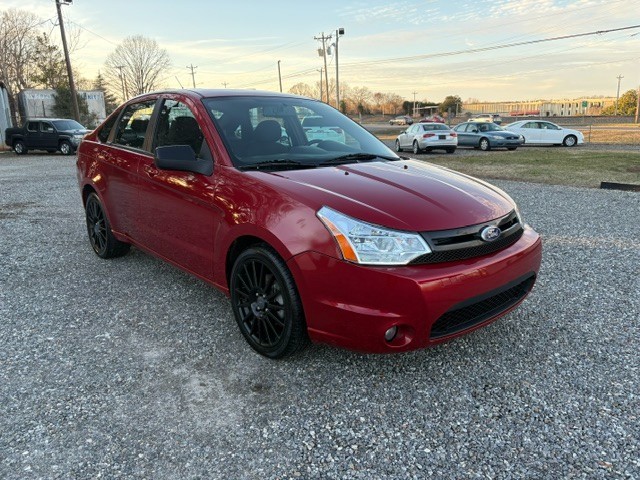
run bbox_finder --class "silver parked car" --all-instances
[395,122,457,154]
[503,120,584,147]
[389,115,413,125]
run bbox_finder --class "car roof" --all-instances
[26,118,76,122]
[130,88,312,102]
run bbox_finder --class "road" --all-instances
[1,153,638,479]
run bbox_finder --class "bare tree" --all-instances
[104,35,171,102]
[0,9,42,122]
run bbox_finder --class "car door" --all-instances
[400,124,415,148]
[25,121,41,148]
[539,121,562,143]
[519,121,541,143]
[136,96,219,280]
[40,121,58,149]
[103,98,158,238]
[455,123,477,146]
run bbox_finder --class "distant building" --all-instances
[18,89,107,126]
[464,97,616,117]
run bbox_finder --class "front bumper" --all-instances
[287,226,541,353]
[491,138,523,148]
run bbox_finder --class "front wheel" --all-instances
[59,140,73,155]
[230,246,309,359]
[395,139,402,152]
[479,138,491,151]
[13,140,27,155]
[85,193,130,258]
[412,141,421,154]
[507,147,517,151]
[563,135,577,147]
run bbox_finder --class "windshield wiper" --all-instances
[318,153,400,166]
[238,159,317,171]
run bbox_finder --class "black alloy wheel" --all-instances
[85,193,130,258]
[230,246,308,358]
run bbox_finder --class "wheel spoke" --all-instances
[242,264,255,289]
[266,310,285,328]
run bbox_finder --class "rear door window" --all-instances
[154,99,206,156]
[114,99,157,150]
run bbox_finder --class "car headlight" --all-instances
[515,206,525,227]
[317,206,431,265]
[490,135,503,140]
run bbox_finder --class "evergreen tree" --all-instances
[94,72,119,115]
[52,86,94,126]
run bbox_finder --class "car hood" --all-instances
[257,160,515,231]
[487,130,518,138]
[60,128,91,135]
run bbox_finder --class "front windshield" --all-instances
[479,123,504,132]
[203,95,398,170]
[52,120,85,131]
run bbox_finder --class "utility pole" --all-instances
[335,28,344,110]
[635,83,640,123]
[187,64,198,88]
[221,82,229,88]
[317,68,323,103]
[277,60,283,92]
[615,74,623,115]
[412,91,418,117]
[116,65,127,101]
[55,0,80,122]
[315,32,332,103]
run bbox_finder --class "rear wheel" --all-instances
[395,139,402,152]
[563,135,577,147]
[507,147,517,151]
[446,147,456,154]
[412,141,421,154]
[85,193,130,258]
[230,246,309,359]
[13,140,27,155]
[479,138,491,151]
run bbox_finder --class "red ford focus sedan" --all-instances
[77,89,541,358]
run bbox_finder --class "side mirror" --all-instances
[155,145,213,176]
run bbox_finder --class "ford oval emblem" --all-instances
[480,226,501,242]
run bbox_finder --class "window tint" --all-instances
[422,124,448,131]
[52,120,84,131]
[155,99,205,156]
[114,99,156,149]
[41,122,54,133]
[27,122,39,132]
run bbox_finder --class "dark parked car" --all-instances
[453,122,523,151]
[5,118,89,155]
[77,89,541,358]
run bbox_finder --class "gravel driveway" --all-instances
[1,153,638,479]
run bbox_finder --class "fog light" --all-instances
[384,326,398,342]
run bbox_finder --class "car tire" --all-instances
[13,140,27,155]
[395,139,402,152]
[413,141,421,154]
[479,138,491,151]
[59,140,73,155]
[446,147,456,154]
[230,245,309,359]
[85,192,130,259]
[507,147,517,151]
[563,135,577,147]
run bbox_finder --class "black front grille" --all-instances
[412,211,523,265]
[412,228,523,264]
[430,274,535,339]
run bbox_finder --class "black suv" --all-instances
[5,118,90,155]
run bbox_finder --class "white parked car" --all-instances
[395,122,457,154]
[472,114,502,125]
[505,120,584,147]
[302,116,346,144]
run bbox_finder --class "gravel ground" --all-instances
[1,153,638,479]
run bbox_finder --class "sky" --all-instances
[3,0,640,103]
